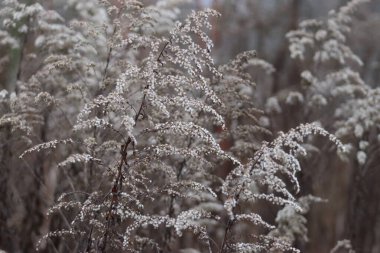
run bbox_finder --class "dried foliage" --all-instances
[0,0,377,253]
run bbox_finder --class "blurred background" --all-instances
[1,0,380,252]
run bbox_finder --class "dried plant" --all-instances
[1,0,372,253]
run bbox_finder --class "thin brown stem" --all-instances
[219,219,233,253]
[219,148,268,253]
[101,26,117,85]
[98,36,173,251]
[99,87,147,252]
[162,137,192,252]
